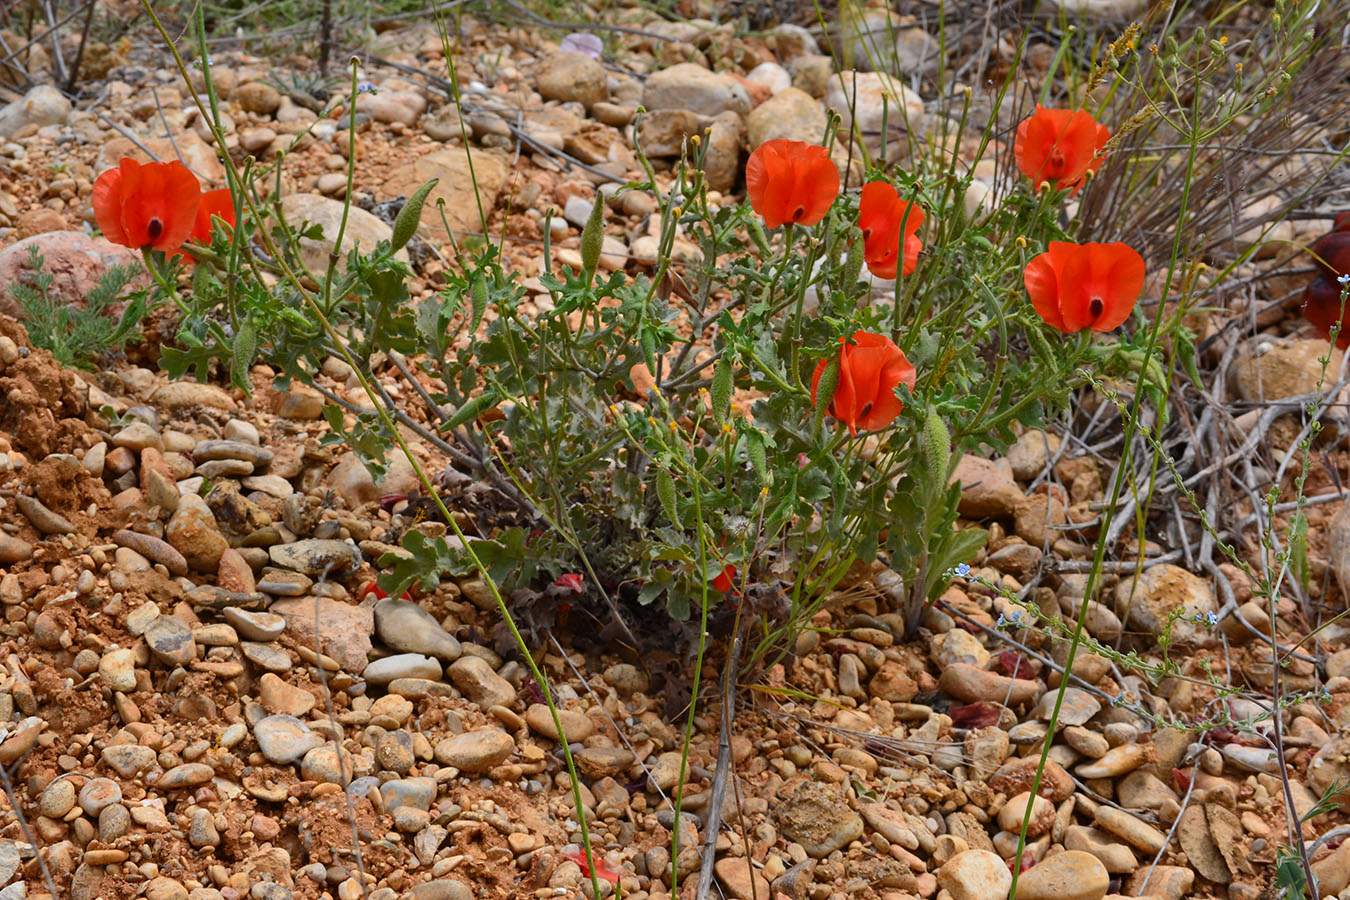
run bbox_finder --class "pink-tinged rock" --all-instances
[939,663,1042,706]
[1015,850,1108,900]
[937,849,1011,900]
[0,232,148,319]
[952,455,1025,518]
[217,547,256,594]
[270,596,373,674]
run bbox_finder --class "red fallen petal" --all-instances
[994,650,1036,680]
[949,702,1003,728]
[360,582,389,601]
[567,850,620,883]
[711,564,735,593]
[553,573,586,593]
[1309,230,1350,281]
[1172,767,1192,794]
[1303,276,1350,349]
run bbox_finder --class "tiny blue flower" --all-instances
[1321,688,1333,704]
[1109,690,1125,707]
[995,613,1006,628]
[357,81,377,94]
[954,563,971,577]
[1339,273,1350,285]
[1204,611,1218,627]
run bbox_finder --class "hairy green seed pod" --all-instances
[1026,321,1057,364]
[844,226,865,287]
[470,274,488,333]
[747,217,770,256]
[391,179,437,252]
[814,355,840,433]
[711,354,733,427]
[922,408,951,480]
[581,192,605,274]
[745,428,767,485]
[656,469,680,526]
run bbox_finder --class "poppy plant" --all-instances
[93,157,202,252]
[858,181,925,279]
[744,138,840,229]
[711,563,736,593]
[811,331,917,435]
[1300,213,1350,348]
[1023,241,1145,334]
[1013,106,1110,193]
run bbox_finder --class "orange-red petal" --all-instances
[1057,242,1144,332]
[94,157,202,252]
[92,158,135,247]
[1023,248,1067,332]
[812,331,914,434]
[192,188,236,244]
[1014,106,1109,193]
[1025,241,1144,333]
[745,139,838,229]
[858,181,925,279]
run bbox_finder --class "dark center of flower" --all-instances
[147,218,163,241]
[1049,149,1065,171]
[793,206,805,221]
[1089,297,1104,319]
[859,401,873,420]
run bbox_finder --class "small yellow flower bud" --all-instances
[1016,236,1028,248]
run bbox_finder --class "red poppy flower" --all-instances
[92,157,201,252]
[858,181,925,279]
[712,564,736,593]
[810,331,917,435]
[1013,106,1110,193]
[744,139,840,229]
[1300,214,1350,348]
[1023,241,1145,333]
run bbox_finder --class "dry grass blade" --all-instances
[1081,10,1350,258]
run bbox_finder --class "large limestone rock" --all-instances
[378,148,509,241]
[278,194,407,274]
